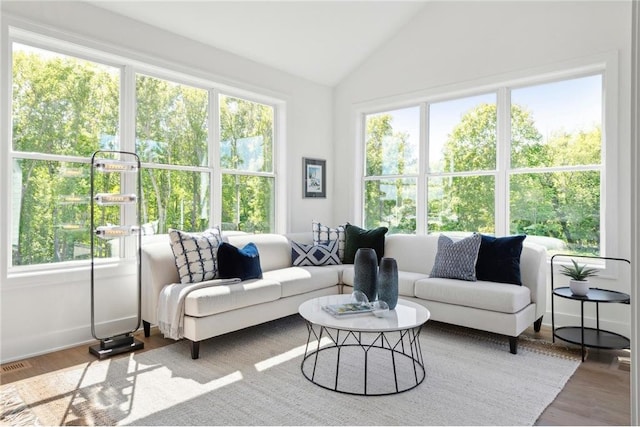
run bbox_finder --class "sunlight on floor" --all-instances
[254,338,332,372]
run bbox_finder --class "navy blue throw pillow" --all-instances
[217,242,263,281]
[475,234,526,285]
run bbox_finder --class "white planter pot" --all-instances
[569,279,590,296]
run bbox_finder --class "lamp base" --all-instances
[89,337,144,360]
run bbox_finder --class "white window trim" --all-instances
[353,51,619,274]
[1,17,288,287]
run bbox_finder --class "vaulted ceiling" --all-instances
[89,1,428,86]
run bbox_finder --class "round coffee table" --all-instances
[298,294,430,396]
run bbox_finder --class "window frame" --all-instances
[2,22,286,284]
[355,53,619,273]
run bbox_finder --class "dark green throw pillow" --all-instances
[343,224,388,264]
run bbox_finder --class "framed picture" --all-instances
[303,157,326,198]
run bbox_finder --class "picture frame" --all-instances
[303,157,326,198]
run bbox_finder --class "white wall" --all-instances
[333,1,633,331]
[629,2,639,423]
[0,1,333,361]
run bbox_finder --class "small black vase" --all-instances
[377,257,399,309]
[353,248,378,302]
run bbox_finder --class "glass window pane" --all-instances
[219,95,274,173]
[364,178,417,233]
[12,160,97,265]
[364,107,419,176]
[140,168,210,234]
[12,43,119,156]
[221,174,274,233]
[427,175,495,233]
[510,171,600,255]
[511,75,602,168]
[429,94,497,173]
[136,74,209,166]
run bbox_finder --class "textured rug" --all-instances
[1,315,581,426]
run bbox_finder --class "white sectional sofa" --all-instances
[141,232,547,359]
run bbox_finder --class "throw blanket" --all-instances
[157,278,241,340]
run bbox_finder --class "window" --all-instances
[11,43,120,266]
[136,74,210,234]
[509,76,602,255]
[363,107,419,233]
[219,94,275,233]
[8,33,283,269]
[428,94,497,234]
[361,73,604,256]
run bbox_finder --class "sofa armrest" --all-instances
[141,240,179,325]
[520,242,547,320]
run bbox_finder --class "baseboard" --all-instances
[0,315,141,363]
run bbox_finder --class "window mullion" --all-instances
[121,65,136,154]
[496,87,510,236]
[210,89,221,228]
[120,65,136,257]
[418,102,428,234]
[356,112,366,226]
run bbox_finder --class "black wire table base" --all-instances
[300,320,426,396]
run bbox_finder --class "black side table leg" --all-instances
[581,301,585,362]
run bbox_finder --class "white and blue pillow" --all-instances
[168,227,223,284]
[312,221,346,262]
[291,240,341,266]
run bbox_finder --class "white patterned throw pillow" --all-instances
[169,227,224,284]
[291,240,341,266]
[430,233,482,281]
[312,221,346,262]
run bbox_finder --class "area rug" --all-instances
[1,315,580,426]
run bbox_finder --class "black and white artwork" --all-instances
[303,158,326,198]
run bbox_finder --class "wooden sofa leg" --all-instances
[190,340,200,359]
[509,336,518,354]
[143,320,151,338]
[533,316,543,332]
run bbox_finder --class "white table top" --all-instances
[298,294,430,332]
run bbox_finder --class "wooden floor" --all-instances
[524,326,631,426]
[1,323,631,426]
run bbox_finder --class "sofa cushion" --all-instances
[217,242,263,281]
[476,234,526,285]
[341,266,426,297]
[343,224,388,264]
[168,227,223,284]
[414,277,531,314]
[312,221,346,262]
[430,233,481,281]
[291,240,341,266]
[184,279,281,317]
[263,266,340,298]
[384,234,439,275]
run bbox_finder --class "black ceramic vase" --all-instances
[377,257,399,309]
[353,248,378,302]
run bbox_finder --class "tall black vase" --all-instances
[353,248,378,302]
[377,257,399,309]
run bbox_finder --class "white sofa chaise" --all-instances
[141,232,546,359]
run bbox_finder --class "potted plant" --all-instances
[560,259,599,296]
